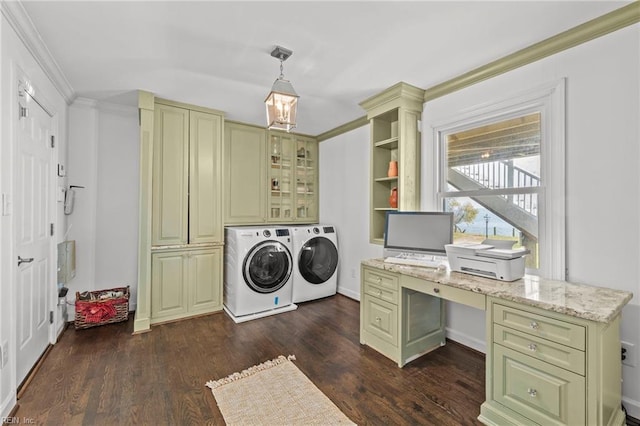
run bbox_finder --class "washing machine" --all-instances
[224,226,297,323]
[291,225,339,303]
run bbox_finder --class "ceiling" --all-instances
[17,0,628,135]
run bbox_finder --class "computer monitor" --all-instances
[383,211,454,258]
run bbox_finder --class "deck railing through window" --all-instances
[452,160,539,216]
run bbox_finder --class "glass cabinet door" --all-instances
[268,133,294,221]
[295,136,317,221]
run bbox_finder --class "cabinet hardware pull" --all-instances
[433,288,440,294]
[529,321,539,330]
[375,316,381,322]
[377,290,382,297]
[528,343,537,351]
[527,388,537,397]
[376,277,382,283]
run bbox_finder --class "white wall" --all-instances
[421,23,640,416]
[320,22,640,418]
[319,125,383,300]
[66,101,139,310]
[94,104,139,305]
[0,12,68,419]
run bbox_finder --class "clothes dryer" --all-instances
[291,225,339,303]
[224,226,296,322]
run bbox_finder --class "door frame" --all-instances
[12,68,59,382]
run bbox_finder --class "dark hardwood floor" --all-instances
[15,295,486,425]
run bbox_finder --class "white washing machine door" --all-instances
[298,237,338,284]
[243,240,293,293]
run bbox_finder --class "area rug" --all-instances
[206,355,355,425]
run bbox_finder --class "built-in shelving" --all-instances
[360,82,425,244]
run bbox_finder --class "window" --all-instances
[432,80,565,279]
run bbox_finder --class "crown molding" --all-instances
[317,115,368,142]
[1,0,75,104]
[317,2,639,142]
[423,1,640,102]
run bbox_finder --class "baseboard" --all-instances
[0,393,17,419]
[337,287,360,301]
[445,327,486,354]
[623,396,640,420]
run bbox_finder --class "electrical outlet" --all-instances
[1,341,8,368]
[622,341,636,367]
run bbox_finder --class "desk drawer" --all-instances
[363,267,398,291]
[364,281,398,304]
[494,324,585,375]
[402,275,485,310]
[493,304,585,351]
[363,295,398,346]
[493,345,585,425]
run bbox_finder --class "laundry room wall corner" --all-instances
[319,126,383,301]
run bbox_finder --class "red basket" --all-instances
[74,286,129,329]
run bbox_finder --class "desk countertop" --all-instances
[362,258,633,323]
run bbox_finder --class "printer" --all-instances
[445,239,530,282]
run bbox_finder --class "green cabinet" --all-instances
[360,266,400,360]
[139,97,224,328]
[359,82,424,244]
[152,103,223,246]
[360,266,445,367]
[480,297,626,426]
[223,123,319,225]
[151,247,223,323]
[223,122,267,224]
[267,131,318,223]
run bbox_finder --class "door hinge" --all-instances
[19,105,28,119]
[50,223,54,236]
[49,311,54,324]
[50,135,55,148]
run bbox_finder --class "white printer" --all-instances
[445,239,530,282]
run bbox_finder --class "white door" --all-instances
[15,88,54,384]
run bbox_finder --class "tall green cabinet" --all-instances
[134,94,224,332]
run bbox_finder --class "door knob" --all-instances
[18,256,34,266]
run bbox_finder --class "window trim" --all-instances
[428,79,566,280]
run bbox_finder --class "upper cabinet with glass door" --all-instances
[294,135,318,221]
[268,131,318,223]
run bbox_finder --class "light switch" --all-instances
[57,186,66,202]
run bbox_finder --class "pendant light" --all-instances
[265,46,299,132]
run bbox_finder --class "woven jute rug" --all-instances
[206,355,355,425]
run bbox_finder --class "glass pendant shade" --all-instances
[265,77,298,132]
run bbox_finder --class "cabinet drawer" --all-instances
[401,275,485,310]
[493,345,585,425]
[364,281,398,304]
[493,304,585,350]
[363,295,398,346]
[363,267,398,292]
[494,324,585,375]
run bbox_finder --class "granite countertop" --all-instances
[362,258,633,323]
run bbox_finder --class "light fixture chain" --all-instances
[279,58,284,80]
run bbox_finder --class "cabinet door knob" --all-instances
[377,290,382,297]
[529,321,539,330]
[527,388,537,397]
[433,288,440,294]
[528,343,537,352]
[375,316,381,322]
[376,277,382,283]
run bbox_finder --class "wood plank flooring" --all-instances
[14,295,486,425]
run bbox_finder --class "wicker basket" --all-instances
[75,286,130,329]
